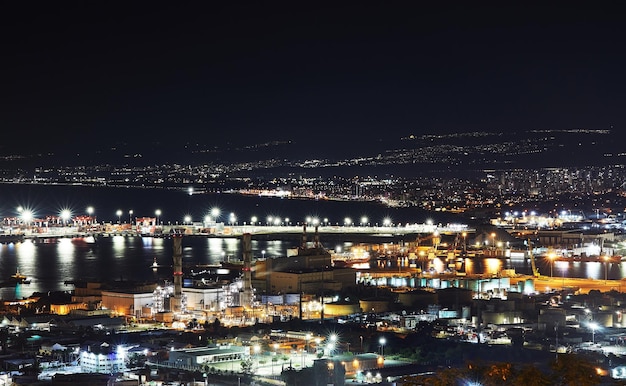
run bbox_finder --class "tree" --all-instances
[551,354,602,386]
[240,357,254,374]
[511,365,552,386]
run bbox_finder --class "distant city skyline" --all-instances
[1,3,625,156]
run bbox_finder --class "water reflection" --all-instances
[0,236,624,300]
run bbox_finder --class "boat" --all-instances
[10,268,31,284]
[331,247,371,268]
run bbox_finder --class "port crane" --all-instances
[414,231,440,250]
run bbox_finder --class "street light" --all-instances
[589,322,598,344]
[262,250,266,259]
[116,209,122,224]
[253,344,260,371]
[379,337,386,357]
[273,343,279,374]
[548,253,556,278]
[155,209,161,225]
[129,209,134,225]
[86,206,94,223]
[60,209,71,225]
[20,208,33,226]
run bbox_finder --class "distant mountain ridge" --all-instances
[0,129,620,178]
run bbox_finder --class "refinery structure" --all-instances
[91,225,361,328]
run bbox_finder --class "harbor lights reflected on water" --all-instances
[57,238,75,264]
[585,261,603,280]
[484,258,503,276]
[112,234,126,257]
[16,239,36,271]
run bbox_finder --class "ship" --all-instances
[9,268,31,284]
[331,246,371,268]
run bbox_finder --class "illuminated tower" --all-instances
[240,233,254,307]
[171,231,184,312]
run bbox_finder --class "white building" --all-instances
[79,342,125,373]
[101,290,154,318]
[184,287,224,311]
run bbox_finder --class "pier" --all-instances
[3,223,474,243]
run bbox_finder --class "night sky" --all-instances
[2,3,625,154]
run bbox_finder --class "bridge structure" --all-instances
[2,222,474,242]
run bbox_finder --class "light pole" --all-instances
[273,343,279,375]
[589,322,598,344]
[253,344,260,372]
[87,206,94,224]
[262,250,266,259]
[548,253,556,278]
[211,207,220,222]
[155,209,161,225]
[60,209,71,226]
[379,337,386,357]
[462,231,467,255]
[128,209,133,225]
[116,209,122,224]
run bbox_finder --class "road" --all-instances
[511,275,624,294]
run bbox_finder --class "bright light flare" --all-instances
[60,209,72,221]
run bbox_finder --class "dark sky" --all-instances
[2,2,625,153]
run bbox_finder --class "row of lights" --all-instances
[14,205,412,228]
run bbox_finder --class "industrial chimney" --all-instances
[240,233,254,308]
[170,231,184,312]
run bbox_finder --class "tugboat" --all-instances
[10,268,31,284]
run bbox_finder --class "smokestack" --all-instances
[301,223,307,249]
[171,232,183,312]
[240,233,254,307]
[314,225,320,249]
